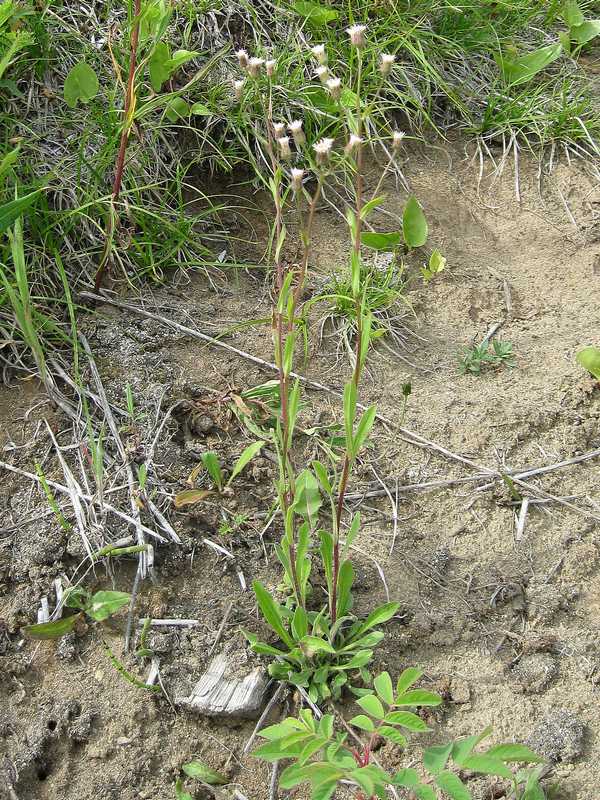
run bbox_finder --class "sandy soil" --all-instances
[0,142,599,800]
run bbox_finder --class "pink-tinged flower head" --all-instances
[346,24,366,48]
[291,168,305,194]
[379,53,395,77]
[313,137,334,164]
[315,66,329,85]
[266,59,277,77]
[392,130,405,151]
[345,134,363,156]
[326,77,341,101]
[273,122,286,138]
[277,136,292,160]
[236,49,249,69]
[311,44,327,65]
[247,57,265,78]
[234,79,245,102]
[289,120,306,147]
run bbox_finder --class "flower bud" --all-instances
[266,59,277,78]
[345,134,363,156]
[277,136,292,160]
[379,53,395,77]
[247,57,264,78]
[346,24,366,49]
[392,130,405,151]
[311,44,327,65]
[289,120,306,147]
[326,77,341,101]
[315,66,329,85]
[291,168,305,194]
[234,79,245,102]
[273,122,286,138]
[236,49,249,69]
[313,137,334,165]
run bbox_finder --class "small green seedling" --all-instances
[24,588,130,639]
[174,441,265,507]
[421,248,446,283]
[576,346,600,381]
[460,339,515,376]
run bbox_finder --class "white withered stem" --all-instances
[289,120,306,147]
[379,53,395,77]
[345,134,363,156]
[291,168,305,194]
[311,44,327,65]
[277,136,292,160]
[247,57,265,78]
[326,77,342,101]
[273,122,286,138]
[346,24,366,49]
[315,66,329,85]
[313,137,334,165]
[236,49,249,69]
[266,59,277,78]
[392,130,406,151]
[234,79,245,102]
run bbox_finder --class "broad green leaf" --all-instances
[352,405,376,457]
[292,606,309,640]
[392,768,418,787]
[378,726,407,747]
[563,0,584,26]
[228,440,265,485]
[360,196,385,221]
[311,461,331,494]
[461,754,513,780]
[349,714,375,732]
[435,771,471,800]
[571,20,600,45]
[342,512,361,558]
[395,667,423,697]
[318,714,334,738]
[414,786,437,800]
[182,761,228,785]
[243,631,290,658]
[336,649,372,669]
[312,780,338,800]
[576,346,600,379]
[340,87,360,110]
[169,49,199,71]
[165,96,189,121]
[500,43,563,86]
[0,190,41,233]
[350,767,375,796]
[352,602,399,639]
[485,744,543,764]
[423,743,453,776]
[86,590,130,621]
[201,451,223,489]
[356,693,385,719]
[174,778,193,800]
[252,580,295,648]
[403,196,428,248]
[293,468,322,520]
[451,727,493,766]
[148,41,171,91]
[279,763,314,789]
[395,689,442,707]
[253,739,305,761]
[343,380,357,452]
[336,559,354,618]
[173,488,211,508]
[300,635,337,655]
[292,0,339,28]
[64,61,99,108]
[361,231,402,251]
[23,614,80,639]
[374,672,394,705]
[385,710,429,731]
[190,101,212,115]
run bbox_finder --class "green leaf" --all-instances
[349,715,375,732]
[337,649,373,669]
[86,590,130,621]
[485,744,543,764]
[292,0,339,28]
[563,0,584,26]
[392,768,418,787]
[23,614,80,639]
[312,461,332,494]
[293,468,322,520]
[414,786,437,800]
[402,196,428,248]
[352,405,376,458]
[252,580,295,648]
[460,754,513,780]
[378,726,407,747]
[451,728,493,766]
[0,190,41,233]
[175,778,193,800]
[373,672,394,705]
[395,667,423,697]
[343,380,357,453]
[336,559,354,618]
[190,101,212,115]
[435,771,471,800]
[168,49,199,71]
[500,43,563,86]
[360,231,402,251]
[165,96,189,121]
[148,41,171,91]
[173,488,211,508]
[571,20,600,45]
[228,441,265,485]
[356,693,385,719]
[300,635,337,656]
[385,711,429,731]
[201,451,223,489]
[395,689,442,707]
[292,606,309,640]
[352,601,399,639]
[64,61,99,108]
[576,346,600,380]
[182,761,228,785]
[279,763,314,789]
[360,196,386,221]
[340,87,360,110]
[312,780,338,800]
[423,743,453,776]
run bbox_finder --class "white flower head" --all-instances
[291,168,305,194]
[289,119,306,147]
[277,136,292,160]
[311,44,327,65]
[346,24,366,49]
[326,76,341,101]
[345,134,363,156]
[313,137,334,164]
[315,65,329,85]
[392,130,406,151]
[234,79,245,102]
[273,122,286,138]
[236,49,249,69]
[379,53,395,77]
[266,59,277,78]
[247,57,265,78]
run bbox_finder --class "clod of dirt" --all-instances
[449,677,471,704]
[527,708,586,763]
[511,654,558,694]
[561,542,599,582]
[526,583,567,625]
[56,632,79,661]
[146,630,177,655]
